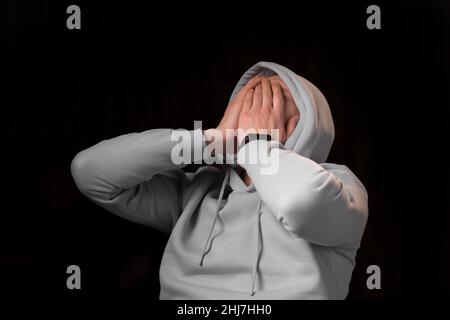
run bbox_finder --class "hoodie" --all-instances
[70,61,369,299]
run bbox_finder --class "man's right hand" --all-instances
[216,75,263,140]
[204,75,264,157]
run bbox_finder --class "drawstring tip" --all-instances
[199,252,206,266]
[249,277,257,296]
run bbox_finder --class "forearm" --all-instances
[70,128,204,200]
[238,139,368,247]
[238,139,326,215]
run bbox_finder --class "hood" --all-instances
[229,61,335,164]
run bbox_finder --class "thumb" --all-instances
[285,114,300,140]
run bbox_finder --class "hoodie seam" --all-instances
[328,247,339,299]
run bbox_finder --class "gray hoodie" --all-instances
[71,61,369,299]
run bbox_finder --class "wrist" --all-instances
[238,132,272,151]
[203,128,221,145]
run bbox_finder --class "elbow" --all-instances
[274,181,321,235]
[277,170,334,218]
[70,150,96,196]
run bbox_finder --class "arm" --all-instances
[236,78,368,249]
[238,140,368,248]
[70,76,263,233]
[70,128,205,234]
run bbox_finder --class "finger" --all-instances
[243,88,254,112]
[285,114,300,139]
[220,76,263,129]
[251,84,262,110]
[245,75,264,89]
[261,78,273,109]
[235,75,263,101]
[271,80,285,119]
[270,76,289,91]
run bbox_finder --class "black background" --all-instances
[2,0,450,300]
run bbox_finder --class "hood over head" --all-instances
[200,62,337,296]
[229,61,335,163]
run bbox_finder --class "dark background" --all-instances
[2,0,450,300]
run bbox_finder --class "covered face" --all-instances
[237,74,300,141]
[229,61,335,163]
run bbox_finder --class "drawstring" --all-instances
[249,199,262,296]
[198,168,231,266]
[198,167,263,296]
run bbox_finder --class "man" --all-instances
[71,61,368,299]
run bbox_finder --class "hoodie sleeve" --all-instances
[237,139,368,249]
[70,128,206,235]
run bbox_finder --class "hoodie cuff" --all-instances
[237,139,284,168]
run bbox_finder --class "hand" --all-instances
[237,78,288,144]
[216,75,263,141]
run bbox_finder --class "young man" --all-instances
[71,61,368,299]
